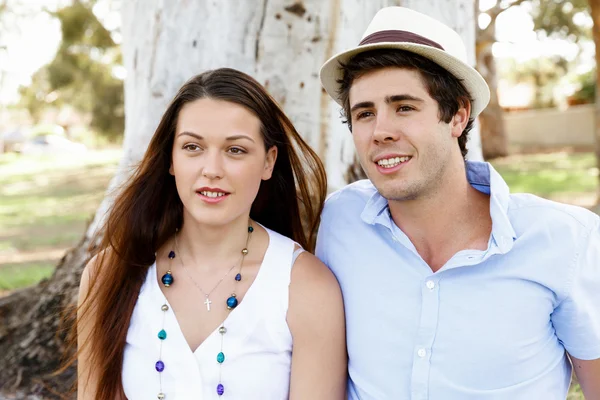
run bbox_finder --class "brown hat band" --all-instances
[359,29,444,51]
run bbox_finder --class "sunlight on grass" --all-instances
[0,148,121,289]
[490,152,598,207]
[0,262,55,290]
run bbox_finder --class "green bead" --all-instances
[217,352,225,363]
[158,329,167,340]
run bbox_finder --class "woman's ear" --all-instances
[262,145,278,180]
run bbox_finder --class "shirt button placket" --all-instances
[410,277,440,400]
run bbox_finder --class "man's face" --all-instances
[348,67,466,202]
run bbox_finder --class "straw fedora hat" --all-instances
[319,7,490,118]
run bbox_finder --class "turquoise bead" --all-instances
[226,295,238,310]
[158,329,167,340]
[161,272,174,287]
[217,352,225,363]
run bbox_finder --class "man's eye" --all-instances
[356,111,374,120]
[397,105,414,112]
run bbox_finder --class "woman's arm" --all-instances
[287,250,347,400]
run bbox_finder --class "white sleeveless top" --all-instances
[122,228,300,399]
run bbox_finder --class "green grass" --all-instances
[0,261,55,291]
[0,148,121,291]
[490,152,598,207]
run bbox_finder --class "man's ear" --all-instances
[451,100,471,138]
[262,145,278,180]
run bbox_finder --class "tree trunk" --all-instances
[590,0,600,206]
[476,34,509,159]
[0,0,481,397]
[475,1,509,160]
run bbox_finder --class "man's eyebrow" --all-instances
[386,94,424,103]
[350,95,424,113]
[350,101,374,113]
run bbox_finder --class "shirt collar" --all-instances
[360,161,517,253]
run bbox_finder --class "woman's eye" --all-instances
[183,144,200,151]
[228,147,246,155]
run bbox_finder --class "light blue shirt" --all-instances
[316,161,600,400]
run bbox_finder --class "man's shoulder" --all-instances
[323,179,378,214]
[508,193,599,233]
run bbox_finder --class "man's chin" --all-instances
[373,181,420,203]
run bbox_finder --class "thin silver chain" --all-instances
[173,234,239,300]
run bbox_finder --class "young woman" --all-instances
[76,68,346,399]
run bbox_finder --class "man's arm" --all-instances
[569,356,600,399]
[552,215,600,400]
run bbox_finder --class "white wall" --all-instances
[504,104,595,150]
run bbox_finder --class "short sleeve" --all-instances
[551,216,600,360]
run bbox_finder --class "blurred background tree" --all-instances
[17,0,124,140]
[476,0,592,160]
[586,0,600,203]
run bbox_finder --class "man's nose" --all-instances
[372,113,400,144]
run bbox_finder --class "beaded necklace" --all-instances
[156,223,254,398]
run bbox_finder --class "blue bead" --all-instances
[155,360,165,372]
[217,351,225,363]
[217,384,224,396]
[161,273,173,287]
[248,226,254,233]
[158,329,167,340]
[226,295,238,310]
[235,273,242,281]
[168,250,175,259]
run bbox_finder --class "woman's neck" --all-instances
[174,214,253,272]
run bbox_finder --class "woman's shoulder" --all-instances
[290,250,338,291]
[286,248,345,342]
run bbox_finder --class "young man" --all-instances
[317,6,600,400]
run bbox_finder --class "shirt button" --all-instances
[426,280,435,290]
[417,348,427,358]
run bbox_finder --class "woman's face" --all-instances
[170,98,277,227]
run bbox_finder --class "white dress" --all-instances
[122,227,299,399]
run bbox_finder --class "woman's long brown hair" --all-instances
[71,68,327,399]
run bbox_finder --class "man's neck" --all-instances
[388,164,492,272]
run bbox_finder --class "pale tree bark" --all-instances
[0,0,481,397]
